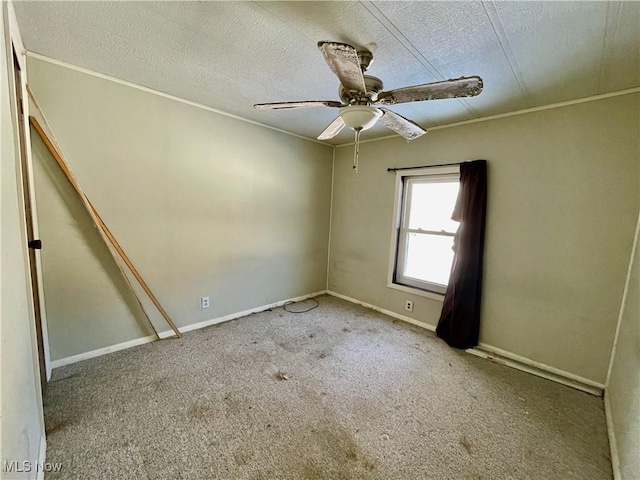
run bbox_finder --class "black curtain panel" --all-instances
[436,160,488,349]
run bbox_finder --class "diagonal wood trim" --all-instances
[27,88,182,339]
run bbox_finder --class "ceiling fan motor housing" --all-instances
[339,75,384,104]
[357,50,374,71]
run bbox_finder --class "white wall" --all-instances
[329,94,639,385]
[1,3,46,477]
[607,211,639,480]
[27,57,333,362]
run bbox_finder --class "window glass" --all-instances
[404,233,455,286]
[391,168,460,295]
[407,181,460,233]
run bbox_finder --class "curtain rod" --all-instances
[387,162,462,172]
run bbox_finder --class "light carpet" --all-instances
[43,295,611,479]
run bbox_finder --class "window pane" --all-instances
[404,233,455,286]
[408,181,460,232]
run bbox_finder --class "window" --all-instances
[389,166,460,296]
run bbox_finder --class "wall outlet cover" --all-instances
[405,299,413,312]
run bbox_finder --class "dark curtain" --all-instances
[436,160,487,349]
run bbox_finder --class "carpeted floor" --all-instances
[43,295,611,479]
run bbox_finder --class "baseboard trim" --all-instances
[326,290,437,332]
[51,335,157,369]
[326,290,603,396]
[51,290,327,369]
[467,346,603,396]
[604,393,622,480]
[36,434,46,480]
[155,290,328,339]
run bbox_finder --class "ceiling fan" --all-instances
[254,41,484,142]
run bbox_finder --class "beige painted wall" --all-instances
[607,212,639,480]
[329,94,639,384]
[1,3,46,477]
[27,57,333,361]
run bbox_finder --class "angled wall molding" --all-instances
[25,52,331,147]
[27,51,639,149]
[338,87,640,147]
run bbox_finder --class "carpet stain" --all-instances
[345,446,358,460]
[301,460,324,479]
[51,373,79,383]
[233,449,252,466]
[222,394,248,414]
[276,341,301,354]
[318,352,327,359]
[460,435,472,453]
[187,403,211,420]
[46,419,68,435]
[309,423,377,477]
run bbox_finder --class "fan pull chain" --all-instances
[353,128,362,180]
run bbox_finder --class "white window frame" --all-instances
[387,165,461,301]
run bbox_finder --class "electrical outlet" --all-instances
[405,299,414,312]
[201,296,210,309]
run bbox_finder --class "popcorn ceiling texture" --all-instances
[13,1,640,145]
[43,296,611,479]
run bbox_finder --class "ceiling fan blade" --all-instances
[376,76,483,105]
[317,41,367,93]
[379,108,427,141]
[254,100,343,110]
[317,116,346,141]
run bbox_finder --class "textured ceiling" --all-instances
[14,1,640,145]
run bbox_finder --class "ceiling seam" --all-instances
[25,52,334,147]
[358,0,480,117]
[597,1,622,94]
[481,1,532,108]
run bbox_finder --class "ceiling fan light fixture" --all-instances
[339,105,382,131]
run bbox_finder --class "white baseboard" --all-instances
[326,290,437,332]
[51,335,158,369]
[326,290,604,396]
[468,346,603,396]
[604,393,622,480]
[51,290,327,369]
[36,434,46,480]
[155,290,327,338]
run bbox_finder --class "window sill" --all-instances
[387,282,446,302]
